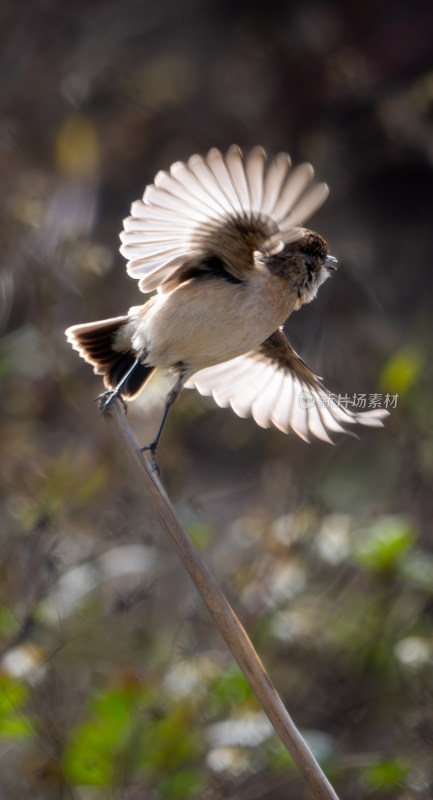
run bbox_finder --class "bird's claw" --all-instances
[141,442,160,476]
[97,390,127,415]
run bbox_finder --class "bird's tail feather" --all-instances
[66,316,154,398]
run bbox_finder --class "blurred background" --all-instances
[1,1,433,798]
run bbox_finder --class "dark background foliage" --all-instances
[1,1,433,798]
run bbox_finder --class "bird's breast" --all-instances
[128,271,296,371]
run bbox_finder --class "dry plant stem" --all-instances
[104,398,340,800]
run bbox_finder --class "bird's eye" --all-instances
[319,251,325,259]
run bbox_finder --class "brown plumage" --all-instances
[66,145,387,468]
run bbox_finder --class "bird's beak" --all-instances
[325,254,338,271]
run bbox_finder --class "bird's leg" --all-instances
[97,348,148,414]
[141,371,185,474]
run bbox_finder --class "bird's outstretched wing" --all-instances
[119,145,329,293]
[185,330,389,442]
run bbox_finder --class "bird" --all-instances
[65,145,388,471]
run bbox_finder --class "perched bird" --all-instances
[66,145,388,469]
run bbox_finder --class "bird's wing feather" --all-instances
[119,145,329,293]
[184,329,389,442]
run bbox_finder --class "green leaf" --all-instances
[62,720,116,786]
[0,676,32,740]
[0,675,29,711]
[208,665,254,716]
[187,522,214,550]
[353,516,416,573]
[62,683,152,787]
[380,347,423,396]
[92,684,140,725]
[362,757,411,790]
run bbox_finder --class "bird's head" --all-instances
[261,230,337,308]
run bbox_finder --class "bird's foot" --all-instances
[141,442,160,475]
[97,390,127,415]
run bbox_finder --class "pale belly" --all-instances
[126,274,295,372]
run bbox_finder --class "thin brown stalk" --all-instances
[103,398,340,800]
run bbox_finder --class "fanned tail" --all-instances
[66,316,154,398]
